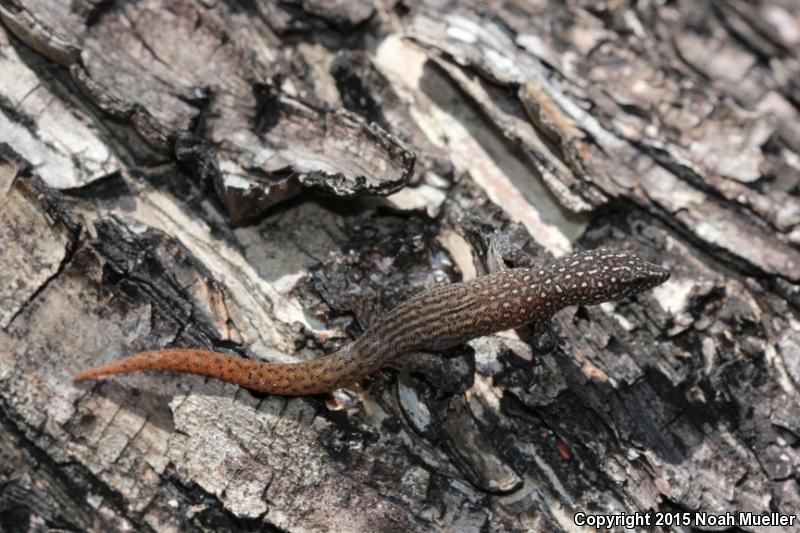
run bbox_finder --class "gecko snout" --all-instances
[623,259,670,298]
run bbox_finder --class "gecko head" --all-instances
[596,250,670,301]
[553,248,670,306]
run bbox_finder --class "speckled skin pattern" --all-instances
[73,249,669,395]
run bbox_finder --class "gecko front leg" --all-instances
[530,320,558,354]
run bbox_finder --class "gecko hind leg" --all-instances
[387,349,474,394]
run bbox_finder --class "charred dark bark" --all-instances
[1,1,799,532]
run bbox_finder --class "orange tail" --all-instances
[72,348,360,396]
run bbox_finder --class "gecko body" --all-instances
[73,249,669,395]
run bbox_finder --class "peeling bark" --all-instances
[2,1,800,532]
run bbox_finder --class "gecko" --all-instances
[73,248,669,396]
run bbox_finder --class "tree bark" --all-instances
[1,1,800,532]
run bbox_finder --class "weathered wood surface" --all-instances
[1,1,800,532]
